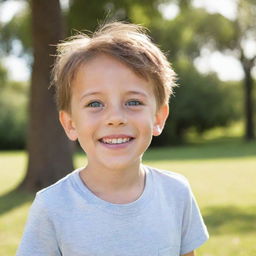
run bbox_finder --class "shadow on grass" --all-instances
[0,189,34,216]
[203,205,256,235]
[143,137,256,161]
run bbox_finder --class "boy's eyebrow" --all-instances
[126,91,148,97]
[80,91,102,102]
[80,90,148,101]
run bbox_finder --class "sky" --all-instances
[0,0,253,82]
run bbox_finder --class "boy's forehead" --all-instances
[77,53,136,73]
[73,54,154,90]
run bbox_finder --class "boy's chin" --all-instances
[90,156,142,171]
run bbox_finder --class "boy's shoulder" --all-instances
[34,168,83,207]
[146,165,191,192]
[147,165,189,183]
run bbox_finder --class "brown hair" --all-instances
[52,21,176,112]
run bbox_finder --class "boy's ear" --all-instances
[153,103,169,136]
[59,111,78,141]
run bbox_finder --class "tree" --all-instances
[235,0,256,140]
[150,1,255,141]
[18,0,73,192]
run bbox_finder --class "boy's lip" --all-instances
[99,134,134,140]
[98,134,135,148]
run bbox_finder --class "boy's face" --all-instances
[60,54,169,170]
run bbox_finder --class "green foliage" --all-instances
[0,63,8,86]
[192,10,237,50]
[176,60,239,129]
[67,0,111,32]
[67,0,163,33]
[149,7,237,63]
[0,81,28,149]
[152,60,239,145]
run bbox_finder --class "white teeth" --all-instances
[101,138,131,144]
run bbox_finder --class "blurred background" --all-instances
[0,0,255,255]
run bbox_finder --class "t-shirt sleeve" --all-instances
[180,182,209,255]
[16,194,62,256]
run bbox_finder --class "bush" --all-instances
[152,60,240,146]
[0,81,28,149]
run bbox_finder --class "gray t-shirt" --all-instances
[16,165,209,256]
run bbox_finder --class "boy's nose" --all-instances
[105,107,127,126]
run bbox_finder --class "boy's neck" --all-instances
[79,162,146,204]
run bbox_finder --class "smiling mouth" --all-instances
[99,137,134,145]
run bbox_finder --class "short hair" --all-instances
[52,21,176,112]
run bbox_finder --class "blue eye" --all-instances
[126,100,143,106]
[87,101,103,108]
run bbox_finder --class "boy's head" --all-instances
[52,21,176,113]
[53,22,177,168]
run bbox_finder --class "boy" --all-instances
[17,22,209,256]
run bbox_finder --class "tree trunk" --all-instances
[243,63,255,141]
[18,0,74,192]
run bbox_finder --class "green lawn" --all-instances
[1,136,256,255]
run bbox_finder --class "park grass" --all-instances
[1,134,256,255]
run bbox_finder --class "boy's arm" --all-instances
[16,195,61,256]
[182,251,195,256]
[180,179,209,254]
